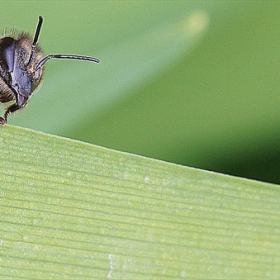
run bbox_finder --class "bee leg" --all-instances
[0,104,21,125]
[0,117,6,125]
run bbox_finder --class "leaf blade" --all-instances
[0,125,279,278]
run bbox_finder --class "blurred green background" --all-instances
[2,1,280,184]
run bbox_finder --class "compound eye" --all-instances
[0,37,16,72]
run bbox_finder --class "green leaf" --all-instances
[0,126,279,279]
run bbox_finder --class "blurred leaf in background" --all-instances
[2,1,280,183]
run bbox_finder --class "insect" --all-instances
[0,16,100,125]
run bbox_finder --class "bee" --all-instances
[0,16,100,125]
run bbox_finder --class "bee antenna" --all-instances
[36,54,100,71]
[27,16,43,66]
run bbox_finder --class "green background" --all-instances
[2,1,280,183]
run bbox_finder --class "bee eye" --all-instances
[0,37,16,73]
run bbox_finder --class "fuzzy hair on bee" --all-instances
[0,16,100,125]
